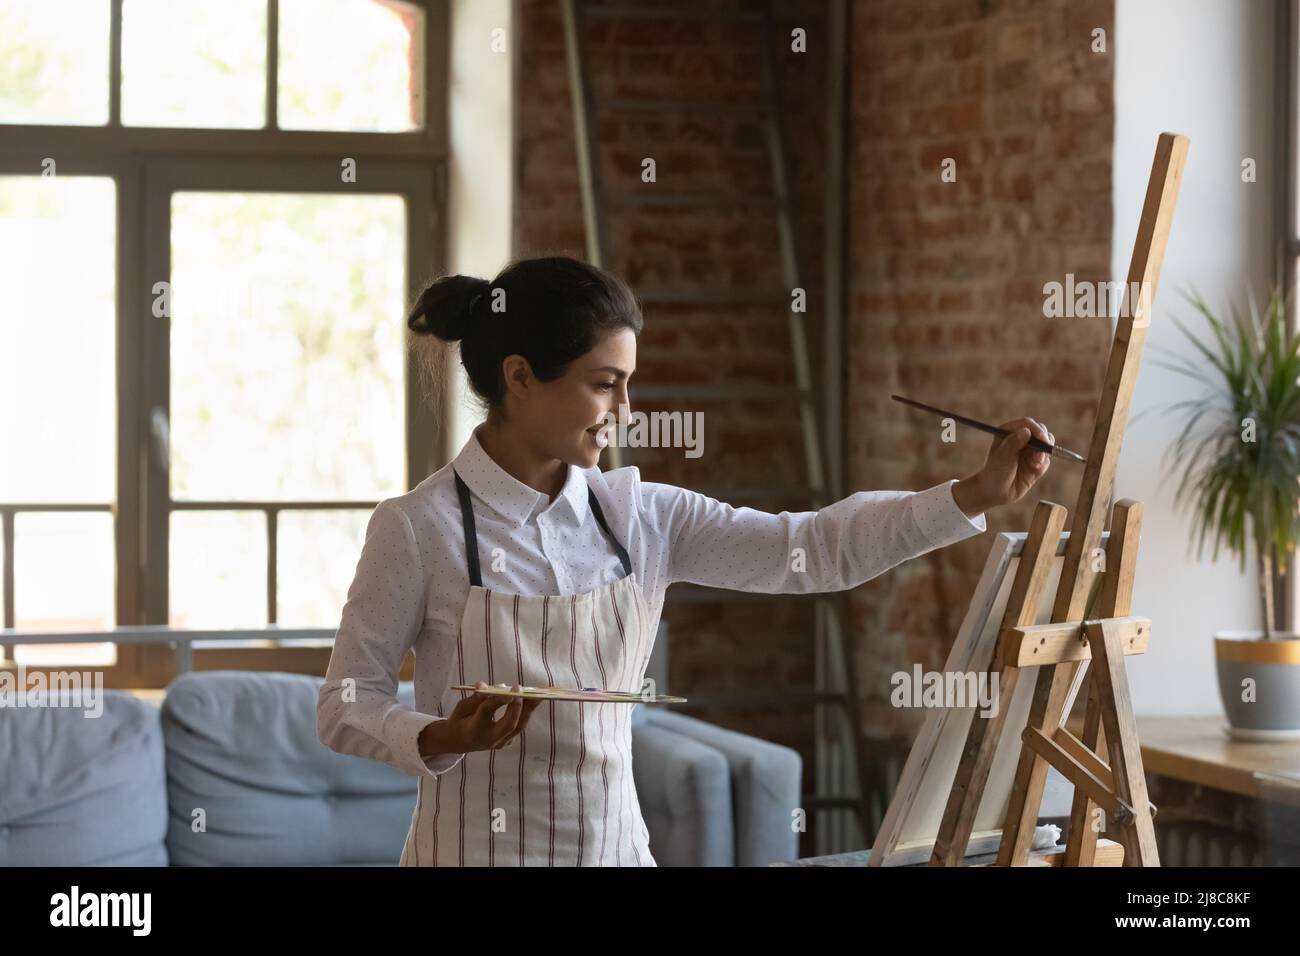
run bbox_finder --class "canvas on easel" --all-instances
[869,524,1117,866]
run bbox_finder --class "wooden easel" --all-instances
[908,133,1190,867]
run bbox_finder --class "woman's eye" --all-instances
[598,382,616,391]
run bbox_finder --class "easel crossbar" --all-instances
[1001,616,1151,666]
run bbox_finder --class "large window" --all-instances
[0,0,449,686]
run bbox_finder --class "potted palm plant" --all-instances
[1151,290,1300,740]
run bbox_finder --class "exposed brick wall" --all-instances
[846,0,1115,743]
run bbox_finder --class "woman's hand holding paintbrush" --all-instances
[890,394,1074,518]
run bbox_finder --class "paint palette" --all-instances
[452,683,686,704]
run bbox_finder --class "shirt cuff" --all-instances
[389,709,466,778]
[910,478,987,550]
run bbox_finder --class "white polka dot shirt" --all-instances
[317,427,988,778]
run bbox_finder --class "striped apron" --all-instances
[400,470,656,866]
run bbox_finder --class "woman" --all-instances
[317,256,1054,867]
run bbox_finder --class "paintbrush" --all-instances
[890,394,1087,464]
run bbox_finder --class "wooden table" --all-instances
[1125,715,1300,807]
[1115,715,1300,864]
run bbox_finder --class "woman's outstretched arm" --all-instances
[648,476,986,594]
[649,416,1054,594]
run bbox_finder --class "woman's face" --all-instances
[519,328,636,470]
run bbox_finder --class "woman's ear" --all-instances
[500,354,534,401]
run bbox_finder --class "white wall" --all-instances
[1114,0,1277,715]
[445,0,514,452]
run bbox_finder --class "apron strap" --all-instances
[453,468,632,587]
[452,469,483,589]
[587,488,633,579]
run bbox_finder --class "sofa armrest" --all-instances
[631,719,733,866]
[643,710,801,866]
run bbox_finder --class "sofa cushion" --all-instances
[0,688,168,865]
[162,670,417,865]
[644,709,801,866]
[630,718,732,865]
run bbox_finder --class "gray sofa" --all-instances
[0,667,801,866]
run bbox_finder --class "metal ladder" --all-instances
[561,0,868,854]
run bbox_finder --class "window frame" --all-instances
[1280,0,1298,634]
[0,0,450,685]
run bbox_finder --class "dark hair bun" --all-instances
[407,274,491,342]
[407,257,643,409]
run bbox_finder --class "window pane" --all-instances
[169,510,267,627]
[0,0,111,125]
[121,0,266,129]
[0,176,116,504]
[168,191,407,501]
[276,509,368,626]
[278,0,423,132]
[12,512,116,666]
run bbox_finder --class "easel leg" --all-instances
[1088,618,1160,866]
[1065,500,1142,865]
[1064,672,1106,865]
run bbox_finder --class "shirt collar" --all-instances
[451,427,590,529]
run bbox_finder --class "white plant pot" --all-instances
[1214,631,1300,741]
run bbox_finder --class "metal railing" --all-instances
[0,626,335,674]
